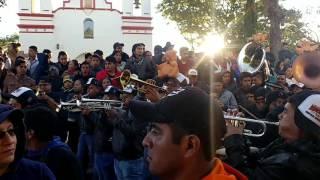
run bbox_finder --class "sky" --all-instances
[0,0,320,50]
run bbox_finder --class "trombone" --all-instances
[119,70,167,93]
[224,115,279,137]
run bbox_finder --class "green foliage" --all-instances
[158,0,308,49]
[157,0,215,48]
[0,34,19,48]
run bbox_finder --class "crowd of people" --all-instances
[0,39,319,180]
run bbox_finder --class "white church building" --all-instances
[17,0,153,61]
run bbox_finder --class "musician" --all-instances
[129,87,247,180]
[93,86,119,180]
[9,87,38,110]
[77,78,102,178]
[224,90,320,179]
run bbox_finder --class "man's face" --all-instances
[0,120,17,167]
[213,82,223,94]
[81,64,90,76]
[241,77,252,90]
[180,49,189,60]
[102,79,111,90]
[16,63,27,75]
[134,46,144,57]
[28,48,37,59]
[73,80,83,93]
[85,55,92,64]
[115,46,123,52]
[105,62,115,72]
[63,81,73,90]
[269,98,286,112]
[188,75,198,85]
[222,73,231,84]
[285,67,293,79]
[253,76,263,86]
[278,103,301,143]
[277,75,286,86]
[114,53,122,63]
[39,83,52,94]
[59,55,68,65]
[87,84,99,97]
[8,98,22,109]
[143,123,184,177]
[91,57,100,68]
[255,96,265,111]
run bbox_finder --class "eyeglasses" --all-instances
[0,128,17,139]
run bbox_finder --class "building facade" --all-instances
[18,0,153,61]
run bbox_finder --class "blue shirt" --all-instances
[0,158,55,180]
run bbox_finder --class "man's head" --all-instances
[113,42,124,53]
[42,49,52,61]
[212,74,224,95]
[154,45,163,56]
[63,75,73,90]
[188,69,198,85]
[38,77,52,94]
[28,46,37,60]
[267,90,287,112]
[132,43,145,58]
[90,54,100,69]
[277,73,286,86]
[58,51,68,66]
[85,53,92,64]
[81,61,91,76]
[279,91,320,143]
[86,78,101,98]
[179,47,189,60]
[15,59,27,76]
[130,87,226,177]
[164,77,181,93]
[222,71,232,85]
[73,79,83,94]
[104,86,121,100]
[9,87,38,109]
[239,72,252,91]
[254,87,267,111]
[0,105,24,168]
[94,49,103,59]
[105,56,116,72]
[252,72,264,87]
[24,107,57,145]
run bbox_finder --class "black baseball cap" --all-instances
[129,87,210,125]
[86,77,101,87]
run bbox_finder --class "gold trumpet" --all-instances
[119,70,167,93]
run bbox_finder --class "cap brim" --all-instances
[129,100,166,122]
[0,109,24,124]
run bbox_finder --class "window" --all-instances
[84,18,94,39]
[83,0,93,8]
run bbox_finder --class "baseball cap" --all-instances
[104,86,121,95]
[38,76,51,85]
[0,104,24,124]
[188,69,198,76]
[10,87,37,107]
[129,87,210,124]
[86,77,101,87]
[63,76,73,83]
[122,85,137,94]
[289,90,320,138]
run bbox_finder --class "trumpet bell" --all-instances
[293,53,320,89]
[238,42,266,74]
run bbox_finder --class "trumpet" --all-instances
[224,115,279,137]
[119,70,167,93]
[58,98,123,112]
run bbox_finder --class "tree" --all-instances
[0,0,6,8]
[0,34,19,48]
[157,0,215,49]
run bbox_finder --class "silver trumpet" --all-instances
[58,98,123,112]
[224,115,279,137]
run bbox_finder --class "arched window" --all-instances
[84,18,94,39]
[83,0,93,8]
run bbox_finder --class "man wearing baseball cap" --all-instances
[224,90,320,179]
[9,87,38,109]
[129,87,247,180]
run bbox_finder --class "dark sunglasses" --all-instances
[0,128,17,139]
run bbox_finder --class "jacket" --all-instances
[203,158,247,180]
[125,56,156,80]
[1,158,55,180]
[224,135,320,180]
[25,136,83,180]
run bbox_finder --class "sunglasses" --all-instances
[0,128,17,139]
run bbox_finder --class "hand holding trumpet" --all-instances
[224,108,246,137]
